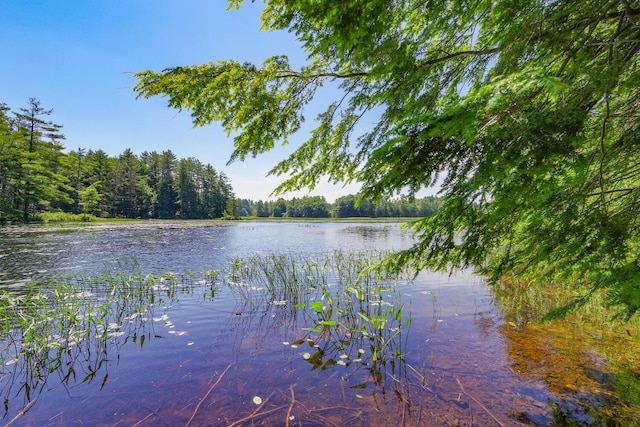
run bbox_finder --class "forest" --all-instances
[0,98,440,222]
[0,98,235,222]
[237,194,441,218]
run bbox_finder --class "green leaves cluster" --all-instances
[135,1,640,317]
[0,99,72,221]
[0,100,235,221]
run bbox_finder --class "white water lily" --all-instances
[252,396,262,405]
[303,353,311,360]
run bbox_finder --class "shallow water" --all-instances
[0,221,632,425]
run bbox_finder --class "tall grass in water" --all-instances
[1,251,413,421]
[0,271,206,415]
[225,251,414,395]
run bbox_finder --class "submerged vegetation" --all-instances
[0,271,189,417]
[494,275,640,424]
[0,251,415,424]
[1,244,640,424]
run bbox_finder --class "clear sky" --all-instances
[0,0,364,202]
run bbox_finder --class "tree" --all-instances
[79,182,101,216]
[84,149,115,217]
[135,1,640,316]
[0,104,23,221]
[113,149,151,218]
[140,150,178,218]
[13,98,72,221]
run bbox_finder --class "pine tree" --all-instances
[135,0,640,316]
[13,98,71,221]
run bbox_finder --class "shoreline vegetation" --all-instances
[1,221,639,423]
[0,99,442,224]
[0,214,418,228]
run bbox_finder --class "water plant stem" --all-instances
[3,398,38,427]
[285,385,296,427]
[455,377,505,427]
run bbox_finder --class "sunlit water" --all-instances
[0,221,625,426]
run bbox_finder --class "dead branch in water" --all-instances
[285,385,296,427]
[4,398,38,427]
[228,391,281,427]
[185,363,233,427]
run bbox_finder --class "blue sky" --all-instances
[0,0,363,202]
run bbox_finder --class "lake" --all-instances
[0,221,629,426]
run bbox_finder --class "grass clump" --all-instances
[225,251,413,389]
[34,212,99,223]
[0,271,191,414]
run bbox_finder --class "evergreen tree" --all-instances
[113,149,151,218]
[135,0,640,316]
[84,149,115,217]
[176,158,199,218]
[13,98,71,220]
[0,104,23,221]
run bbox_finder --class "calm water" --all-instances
[0,221,625,426]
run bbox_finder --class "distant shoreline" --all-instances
[0,217,413,233]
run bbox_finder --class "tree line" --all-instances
[1,98,441,223]
[0,98,234,222]
[237,194,441,218]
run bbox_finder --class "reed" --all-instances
[224,251,413,389]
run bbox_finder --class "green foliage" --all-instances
[36,211,98,223]
[134,0,640,317]
[237,195,441,218]
[2,98,73,221]
[0,99,235,221]
[0,271,183,411]
[225,251,411,383]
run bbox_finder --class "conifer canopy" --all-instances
[134,0,640,317]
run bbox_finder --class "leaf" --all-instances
[319,320,337,326]
[310,301,325,313]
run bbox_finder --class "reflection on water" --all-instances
[0,222,415,285]
[0,221,637,425]
[502,319,640,425]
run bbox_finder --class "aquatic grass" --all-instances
[226,253,330,307]
[224,250,414,397]
[0,270,209,416]
[1,250,416,422]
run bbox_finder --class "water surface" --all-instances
[0,221,629,425]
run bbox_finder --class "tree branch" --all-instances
[276,71,367,79]
[274,48,500,81]
[418,48,500,67]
